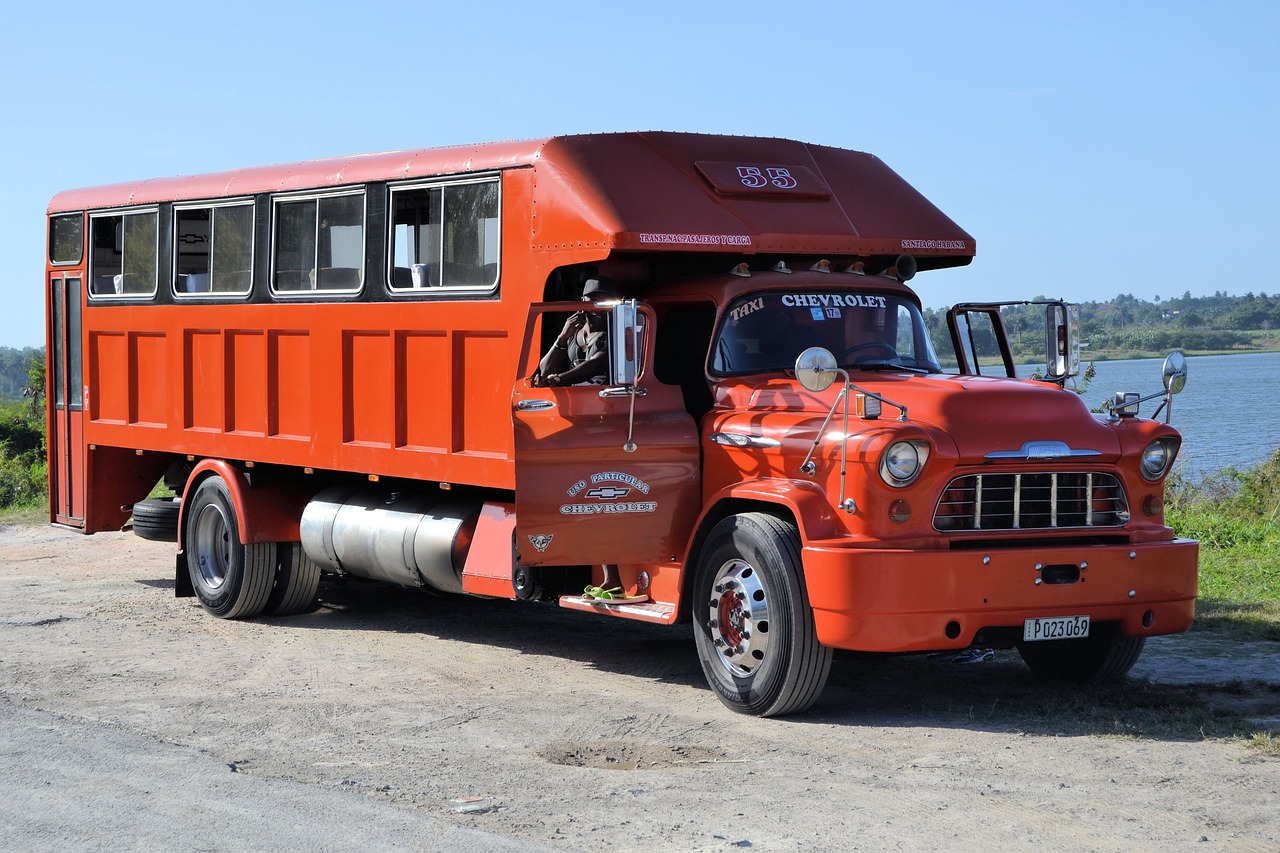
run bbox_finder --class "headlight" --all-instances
[1141,437,1179,481]
[880,441,930,487]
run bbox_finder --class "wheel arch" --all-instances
[177,460,314,550]
[679,480,836,623]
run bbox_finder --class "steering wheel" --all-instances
[839,341,899,362]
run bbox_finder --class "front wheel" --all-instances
[185,476,275,619]
[693,513,832,717]
[1017,623,1145,681]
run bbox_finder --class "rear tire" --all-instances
[265,543,322,616]
[185,476,274,619]
[132,498,179,542]
[1017,622,1145,681]
[693,513,832,717]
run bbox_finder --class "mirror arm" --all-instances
[1151,397,1169,423]
[623,383,639,452]
[798,369,857,513]
[800,380,848,476]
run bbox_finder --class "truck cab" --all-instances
[519,257,1195,716]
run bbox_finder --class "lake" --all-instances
[1022,351,1280,480]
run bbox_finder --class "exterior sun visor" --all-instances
[529,132,975,268]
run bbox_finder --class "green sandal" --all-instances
[581,585,649,603]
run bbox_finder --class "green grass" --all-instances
[1249,732,1280,757]
[0,504,46,525]
[1168,451,1280,642]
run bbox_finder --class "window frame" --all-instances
[386,174,501,296]
[49,213,85,266]
[269,188,367,298]
[709,289,942,377]
[172,198,256,300]
[87,206,161,301]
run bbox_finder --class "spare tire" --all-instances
[132,497,180,542]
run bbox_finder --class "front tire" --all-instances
[1017,622,1145,681]
[185,476,274,619]
[693,513,832,717]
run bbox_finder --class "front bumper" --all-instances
[801,538,1198,652]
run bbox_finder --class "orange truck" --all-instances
[45,132,1198,715]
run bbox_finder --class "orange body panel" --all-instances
[459,502,519,598]
[79,302,519,490]
[802,538,1198,651]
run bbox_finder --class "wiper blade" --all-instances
[850,359,931,374]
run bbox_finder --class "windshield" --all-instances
[711,291,941,376]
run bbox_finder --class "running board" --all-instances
[557,595,677,625]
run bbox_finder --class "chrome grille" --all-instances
[933,472,1129,532]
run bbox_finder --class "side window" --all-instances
[174,202,254,295]
[893,304,916,358]
[944,307,1007,375]
[389,178,499,292]
[49,214,84,265]
[532,305,614,386]
[272,192,365,293]
[88,210,158,297]
[654,302,717,418]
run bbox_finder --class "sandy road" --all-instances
[1,521,1277,852]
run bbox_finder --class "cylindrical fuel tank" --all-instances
[300,488,479,594]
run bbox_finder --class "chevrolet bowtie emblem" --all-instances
[585,486,631,500]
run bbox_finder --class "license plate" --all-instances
[1023,615,1090,642]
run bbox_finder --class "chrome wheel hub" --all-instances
[705,559,771,676]
[191,502,232,591]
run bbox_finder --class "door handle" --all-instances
[598,387,647,399]
[516,399,556,411]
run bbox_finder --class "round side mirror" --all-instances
[795,347,839,392]
[1162,351,1188,395]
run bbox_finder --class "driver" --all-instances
[539,278,616,386]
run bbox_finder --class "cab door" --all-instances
[49,273,85,526]
[513,302,701,566]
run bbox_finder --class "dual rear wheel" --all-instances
[184,476,320,619]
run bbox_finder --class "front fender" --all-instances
[690,478,838,551]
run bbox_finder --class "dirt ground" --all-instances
[1,521,1278,852]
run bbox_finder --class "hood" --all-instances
[731,372,1118,465]
[871,373,1119,463]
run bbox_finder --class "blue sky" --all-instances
[3,1,1276,348]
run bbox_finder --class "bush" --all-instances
[0,455,47,508]
[1168,448,1280,523]
[0,396,47,510]
[0,412,43,457]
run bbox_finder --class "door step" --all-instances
[557,595,677,624]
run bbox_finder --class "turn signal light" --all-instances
[1112,391,1140,417]
[889,500,912,524]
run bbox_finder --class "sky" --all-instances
[2,1,1277,348]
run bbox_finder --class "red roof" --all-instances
[49,132,974,264]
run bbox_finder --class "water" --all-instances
[1022,352,1280,480]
